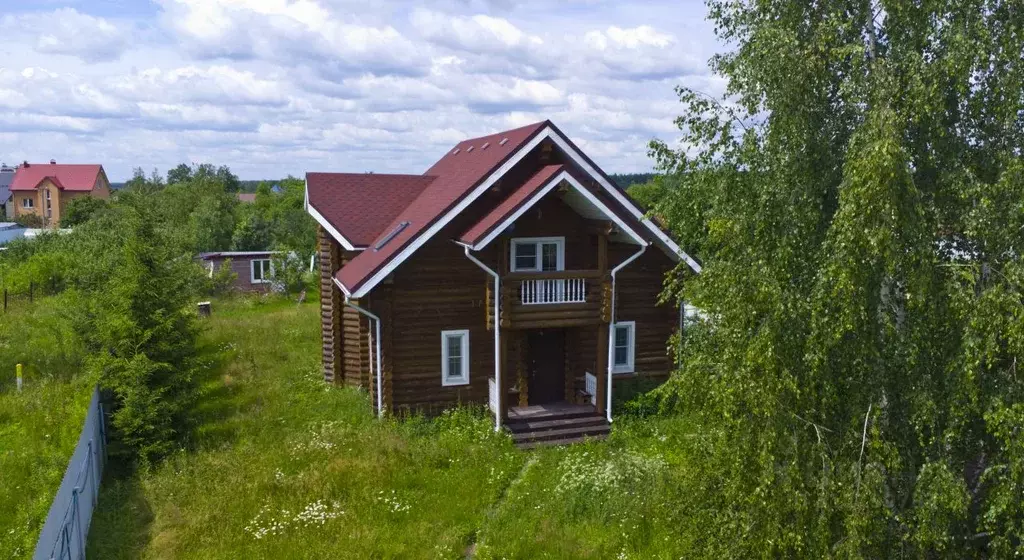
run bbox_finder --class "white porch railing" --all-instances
[584,372,597,406]
[519,278,588,305]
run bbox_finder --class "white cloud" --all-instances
[0,0,724,178]
[2,8,130,62]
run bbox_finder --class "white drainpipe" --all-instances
[461,244,502,431]
[338,280,384,418]
[606,243,648,422]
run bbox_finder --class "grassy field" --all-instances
[0,297,95,558]
[86,296,707,559]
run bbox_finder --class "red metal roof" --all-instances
[306,173,437,248]
[10,163,103,192]
[457,164,565,247]
[334,121,549,293]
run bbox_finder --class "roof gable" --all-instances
[333,121,549,295]
[10,163,103,192]
[308,121,698,298]
[457,165,646,250]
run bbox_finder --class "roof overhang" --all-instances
[341,124,700,298]
[462,170,646,251]
[304,179,362,252]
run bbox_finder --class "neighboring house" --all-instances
[10,161,111,227]
[0,164,14,219]
[236,193,257,203]
[198,251,276,292]
[306,120,702,444]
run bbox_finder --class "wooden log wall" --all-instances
[608,245,680,383]
[370,234,499,416]
[318,227,343,384]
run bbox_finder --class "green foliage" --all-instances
[88,299,523,559]
[207,258,238,295]
[1,188,207,467]
[0,372,95,559]
[14,213,43,228]
[60,195,109,227]
[230,177,317,260]
[646,0,1024,556]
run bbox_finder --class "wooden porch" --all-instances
[506,402,609,449]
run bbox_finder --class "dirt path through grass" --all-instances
[464,454,539,559]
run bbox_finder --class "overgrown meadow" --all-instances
[86,298,717,559]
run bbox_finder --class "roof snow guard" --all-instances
[306,121,700,298]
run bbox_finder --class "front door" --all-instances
[526,329,565,405]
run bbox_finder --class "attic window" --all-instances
[374,221,410,251]
[466,146,474,153]
[499,138,509,146]
[481,142,490,150]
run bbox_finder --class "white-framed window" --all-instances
[22,197,34,209]
[250,258,272,284]
[612,321,635,374]
[441,329,470,386]
[511,236,564,272]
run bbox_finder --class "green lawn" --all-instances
[0,297,95,558]
[86,297,708,559]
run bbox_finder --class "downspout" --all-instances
[605,243,648,422]
[338,279,384,418]
[461,244,502,432]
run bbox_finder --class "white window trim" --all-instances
[22,197,34,209]
[510,236,565,272]
[250,258,273,284]
[441,329,470,386]
[612,321,636,374]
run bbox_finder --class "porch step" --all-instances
[507,413,610,448]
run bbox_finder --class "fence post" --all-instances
[89,440,99,507]
[73,488,84,558]
[29,281,34,303]
[16,363,22,392]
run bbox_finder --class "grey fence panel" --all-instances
[33,387,106,560]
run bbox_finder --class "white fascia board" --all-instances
[472,170,646,250]
[305,182,359,252]
[332,276,352,297]
[546,132,703,274]
[350,128,554,298]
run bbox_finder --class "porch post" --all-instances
[500,330,510,421]
[595,322,608,414]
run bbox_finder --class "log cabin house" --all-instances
[305,121,701,446]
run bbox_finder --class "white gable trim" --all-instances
[471,170,646,250]
[348,124,699,298]
[349,128,552,298]
[305,181,361,252]
[545,132,702,274]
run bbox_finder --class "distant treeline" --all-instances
[609,173,656,189]
[116,175,656,192]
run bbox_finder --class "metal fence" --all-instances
[33,387,106,560]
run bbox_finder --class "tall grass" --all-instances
[0,298,94,558]
[88,297,524,558]
[87,296,718,558]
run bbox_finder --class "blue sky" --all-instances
[0,0,724,180]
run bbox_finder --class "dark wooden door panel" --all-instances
[527,329,565,405]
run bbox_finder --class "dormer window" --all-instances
[511,237,564,272]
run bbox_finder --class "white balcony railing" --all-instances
[519,277,588,305]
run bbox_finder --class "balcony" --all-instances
[489,270,610,329]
